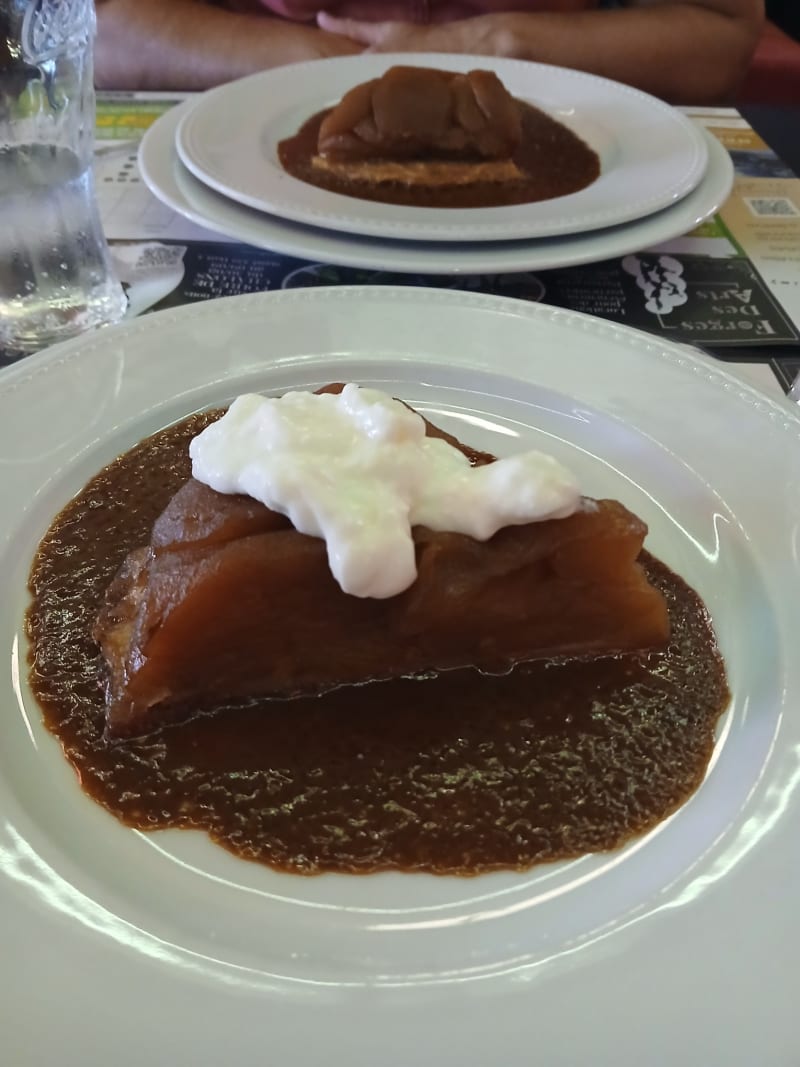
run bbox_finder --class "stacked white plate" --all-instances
[139,53,734,274]
[4,287,800,1064]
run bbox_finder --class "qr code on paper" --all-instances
[744,196,799,217]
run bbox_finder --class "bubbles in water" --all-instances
[1,144,126,348]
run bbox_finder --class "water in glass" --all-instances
[0,0,126,353]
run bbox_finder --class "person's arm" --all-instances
[95,0,362,90]
[317,0,765,104]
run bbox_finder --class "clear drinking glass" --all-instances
[0,0,127,353]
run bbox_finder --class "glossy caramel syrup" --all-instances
[278,101,600,209]
[26,413,729,875]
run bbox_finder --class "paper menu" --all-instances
[686,108,800,330]
[95,94,216,242]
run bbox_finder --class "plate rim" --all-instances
[0,286,791,416]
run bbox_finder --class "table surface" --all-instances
[2,99,799,398]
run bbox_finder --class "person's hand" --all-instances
[316,12,472,53]
[311,25,366,59]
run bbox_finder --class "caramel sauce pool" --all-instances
[26,414,729,876]
[278,101,600,209]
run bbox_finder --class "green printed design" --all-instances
[95,100,177,141]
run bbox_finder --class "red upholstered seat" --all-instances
[738,19,800,105]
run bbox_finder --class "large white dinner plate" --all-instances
[175,54,709,242]
[3,289,798,1066]
[143,99,732,275]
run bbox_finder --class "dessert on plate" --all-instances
[313,66,525,188]
[26,383,729,876]
[92,384,670,739]
[278,65,601,208]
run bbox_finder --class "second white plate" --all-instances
[175,54,709,243]
[142,99,732,276]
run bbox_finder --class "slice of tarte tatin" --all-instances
[93,387,669,739]
[312,65,526,188]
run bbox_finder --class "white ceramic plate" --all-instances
[142,100,732,276]
[175,54,709,242]
[3,289,798,1066]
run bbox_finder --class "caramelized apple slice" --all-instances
[317,66,523,162]
[94,407,669,739]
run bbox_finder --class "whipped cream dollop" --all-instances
[189,385,581,599]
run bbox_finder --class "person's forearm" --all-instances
[438,3,762,104]
[95,0,360,90]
